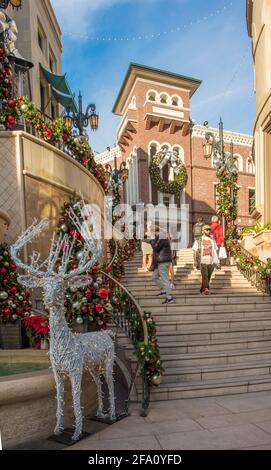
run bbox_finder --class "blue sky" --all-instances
[51,0,255,154]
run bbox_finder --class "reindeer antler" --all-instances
[64,200,103,279]
[10,219,50,277]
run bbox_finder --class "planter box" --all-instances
[253,230,271,247]
[0,321,23,349]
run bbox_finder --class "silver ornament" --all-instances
[60,224,68,233]
[12,314,18,321]
[72,302,81,310]
[76,251,85,261]
[0,291,8,300]
[76,316,84,325]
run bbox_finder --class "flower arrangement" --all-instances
[22,314,49,349]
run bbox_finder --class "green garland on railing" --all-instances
[136,312,164,386]
[0,43,108,191]
[226,237,271,289]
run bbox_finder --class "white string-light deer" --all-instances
[11,201,116,441]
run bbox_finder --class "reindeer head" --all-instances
[11,202,102,309]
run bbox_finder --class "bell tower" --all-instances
[112,63,202,210]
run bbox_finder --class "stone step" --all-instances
[139,309,271,323]
[132,288,259,297]
[125,335,271,355]
[149,347,271,368]
[155,317,271,333]
[140,294,269,308]
[159,361,271,384]
[137,374,271,400]
[156,325,271,341]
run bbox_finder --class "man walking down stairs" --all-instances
[123,249,271,401]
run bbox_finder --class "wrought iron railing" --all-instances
[102,239,150,416]
[235,245,271,295]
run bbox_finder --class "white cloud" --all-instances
[51,0,159,35]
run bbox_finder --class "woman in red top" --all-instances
[210,216,224,247]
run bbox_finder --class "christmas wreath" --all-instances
[149,150,188,195]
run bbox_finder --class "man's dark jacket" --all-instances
[150,238,172,269]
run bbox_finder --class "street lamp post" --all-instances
[105,154,129,203]
[63,92,99,143]
[203,118,239,235]
[0,0,22,9]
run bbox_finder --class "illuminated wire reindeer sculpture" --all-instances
[11,203,116,441]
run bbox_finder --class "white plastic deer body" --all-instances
[11,207,116,441]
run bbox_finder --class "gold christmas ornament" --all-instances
[151,374,162,386]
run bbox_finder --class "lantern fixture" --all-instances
[63,92,99,142]
[0,0,22,9]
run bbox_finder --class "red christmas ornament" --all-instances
[10,263,17,270]
[85,289,93,298]
[10,286,17,294]
[7,115,15,124]
[16,307,24,315]
[0,268,8,275]
[94,304,104,313]
[24,291,31,298]
[81,306,89,314]
[4,309,11,316]
[8,99,16,108]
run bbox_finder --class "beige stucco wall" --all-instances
[7,0,62,115]
[0,131,105,258]
[248,0,271,222]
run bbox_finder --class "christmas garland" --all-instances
[226,237,271,289]
[0,43,108,191]
[149,150,188,195]
[0,243,32,324]
[136,312,164,386]
[216,170,238,223]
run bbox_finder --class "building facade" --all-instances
[247,0,271,223]
[96,63,255,246]
[7,0,62,117]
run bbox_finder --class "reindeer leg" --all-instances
[90,371,106,418]
[70,370,83,441]
[104,354,116,421]
[53,367,65,435]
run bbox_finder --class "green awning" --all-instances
[40,64,78,113]
[51,87,77,112]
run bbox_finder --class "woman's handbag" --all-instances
[219,246,227,259]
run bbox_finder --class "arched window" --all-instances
[150,142,158,157]
[171,95,183,107]
[160,94,167,104]
[234,154,243,173]
[147,91,157,102]
[247,158,255,174]
[173,145,184,163]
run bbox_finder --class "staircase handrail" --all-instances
[234,245,271,295]
[101,269,150,416]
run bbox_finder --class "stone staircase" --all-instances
[122,249,271,401]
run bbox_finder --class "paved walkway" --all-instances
[69,390,271,450]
